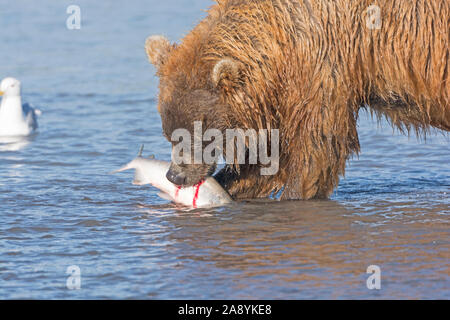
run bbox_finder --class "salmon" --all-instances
[114,147,232,208]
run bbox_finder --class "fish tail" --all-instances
[110,161,134,174]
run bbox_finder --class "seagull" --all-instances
[0,77,41,137]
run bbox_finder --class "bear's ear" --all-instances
[145,35,173,69]
[212,58,242,89]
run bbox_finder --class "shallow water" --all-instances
[0,0,448,299]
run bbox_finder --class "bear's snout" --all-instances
[166,166,187,186]
[166,161,215,187]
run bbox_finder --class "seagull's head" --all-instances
[0,77,21,97]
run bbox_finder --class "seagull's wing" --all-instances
[22,102,41,116]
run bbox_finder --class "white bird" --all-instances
[0,77,41,137]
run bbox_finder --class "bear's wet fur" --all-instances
[146,0,449,200]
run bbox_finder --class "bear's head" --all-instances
[145,35,243,187]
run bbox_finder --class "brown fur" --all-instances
[146,0,449,200]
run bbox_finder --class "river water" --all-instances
[0,0,448,299]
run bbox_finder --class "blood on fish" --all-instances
[192,180,205,208]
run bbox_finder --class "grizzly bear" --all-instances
[145,0,449,200]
